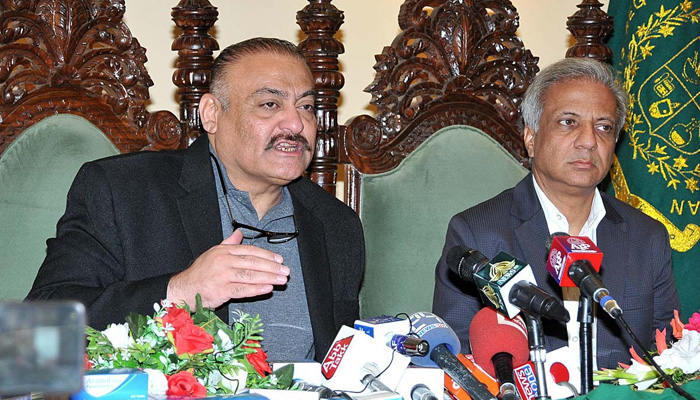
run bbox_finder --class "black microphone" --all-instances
[546,234,622,319]
[430,345,497,400]
[446,245,490,283]
[509,281,570,323]
[569,260,622,319]
[447,246,569,322]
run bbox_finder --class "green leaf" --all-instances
[125,312,148,338]
[270,364,294,388]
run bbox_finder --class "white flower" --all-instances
[622,360,659,390]
[144,369,168,395]
[212,360,248,394]
[153,302,161,313]
[102,323,134,349]
[217,329,232,350]
[654,329,700,374]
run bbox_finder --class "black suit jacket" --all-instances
[27,135,365,361]
[433,174,680,368]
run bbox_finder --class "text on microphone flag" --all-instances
[514,362,539,400]
[321,335,353,379]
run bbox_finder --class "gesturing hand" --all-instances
[167,230,290,309]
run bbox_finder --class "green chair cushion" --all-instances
[0,114,120,300]
[358,125,529,318]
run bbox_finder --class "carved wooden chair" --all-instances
[0,0,217,300]
[303,0,614,318]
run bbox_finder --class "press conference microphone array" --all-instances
[410,312,497,400]
[546,234,622,318]
[470,307,530,400]
[447,246,568,322]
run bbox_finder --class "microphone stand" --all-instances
[578,293,594,394]
[524,313,550,400]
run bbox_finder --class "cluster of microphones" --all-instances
[279,234,694,400]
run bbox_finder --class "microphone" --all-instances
[410,312,497,400]
[509,281,570,323]
[446,245,490,283]
[388,334,429,357]
[292,379,335,398]
[546,235,622,318]
[447,246,567,322]
[410,384,439,400]
[354,315,429,356]
[360,362,395,393]
[320,326,411,392]
[469,307,529,400]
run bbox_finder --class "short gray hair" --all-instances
[209,37,309,110]
[520,58,628,138]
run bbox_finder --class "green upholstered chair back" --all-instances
[0,114,120,300]
[358,125,529,318]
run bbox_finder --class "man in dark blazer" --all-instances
[27,38,365,362]
[433,58,680,370]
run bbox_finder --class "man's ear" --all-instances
[523,125,536,158]
[199,93,220,134]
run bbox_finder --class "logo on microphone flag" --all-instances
[548,248,565,281]
[473,252,536,318]
[546,235,603,287]
[514,362,538,400]
[321,335,353,379]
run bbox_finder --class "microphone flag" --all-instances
[472,252,537,318]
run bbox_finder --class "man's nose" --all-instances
[575,123,598,151]
[279,106,305,134]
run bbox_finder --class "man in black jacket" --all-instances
[27,38,365,362]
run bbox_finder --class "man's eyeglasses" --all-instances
[209,153,299,244]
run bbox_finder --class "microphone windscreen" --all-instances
[409,312,461,367]
[447,245,472,269]
[468,307,529,376]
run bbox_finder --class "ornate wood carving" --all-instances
[297,0,345,195]
[0,0,182,154]
[343,0,538,177]
[171,0,219,146]
[566,0,613,62]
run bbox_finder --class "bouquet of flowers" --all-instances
[595,310,700,391]
[84,296,293,397]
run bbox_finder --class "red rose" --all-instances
[173,323,214,356]
[84,354,92,370]
[244,340,272,376]
[160,306,194,330]
[166,371,207,398]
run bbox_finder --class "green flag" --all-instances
[607,0,700,319]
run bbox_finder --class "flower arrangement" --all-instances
[84,296,293,397]
[595,310,700,391]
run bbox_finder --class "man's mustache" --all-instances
[265,133,312,151]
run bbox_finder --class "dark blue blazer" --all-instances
[27,135,365,361]
[433,174,680,368]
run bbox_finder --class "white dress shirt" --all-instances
[532,176,606,385]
